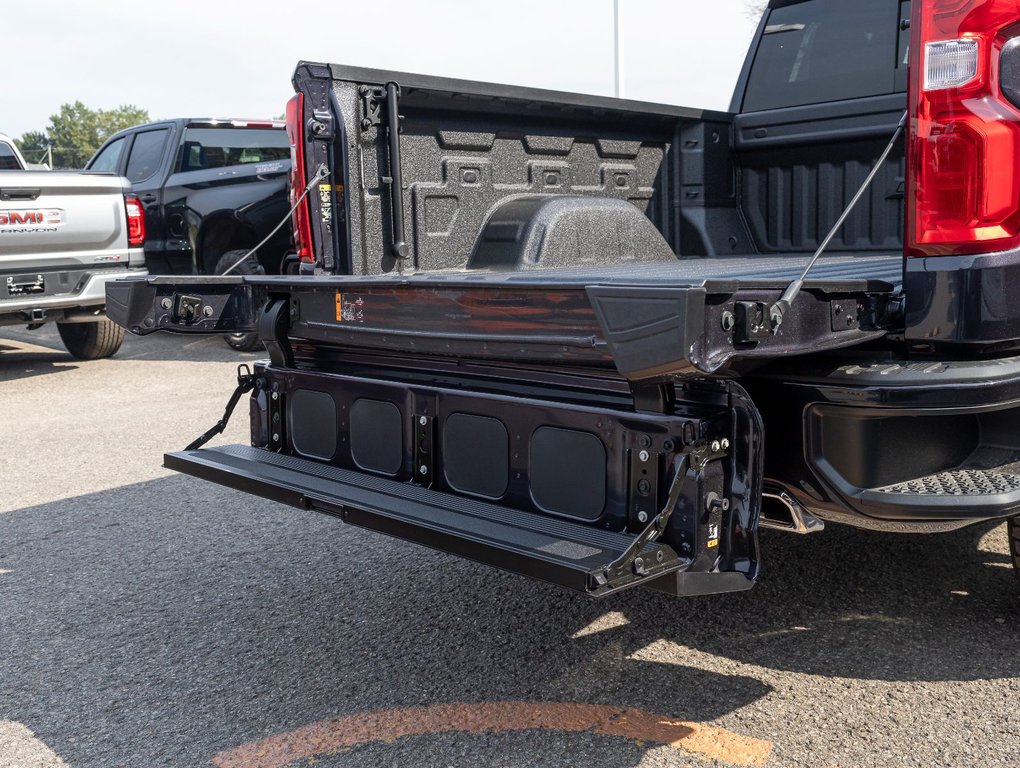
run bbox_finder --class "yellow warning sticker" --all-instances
[335,292,343,321]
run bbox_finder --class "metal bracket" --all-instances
[733,301,774,344]
[602,453,691,584]
[628,447,659,528]
[601,438,729,586]
[308,110,335,141]
[413,414,434,487]
[257,299,293,368]
[267,379,284,453]
[358,85,385,131]
[829,299,859,331]
[172,293,203,324]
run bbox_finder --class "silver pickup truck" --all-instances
[1,133,147,359]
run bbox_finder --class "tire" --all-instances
[57,319,124,360]
[215,250,263,352]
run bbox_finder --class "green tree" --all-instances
[14,130,50,166]
[44,102,149,168]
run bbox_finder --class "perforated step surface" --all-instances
[876,469,1020,497]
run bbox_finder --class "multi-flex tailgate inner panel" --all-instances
[166,363,764,597]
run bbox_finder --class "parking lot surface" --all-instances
[2,326,1019,768]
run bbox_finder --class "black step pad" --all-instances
[165,445,687,596]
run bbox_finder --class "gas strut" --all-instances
[769,110,909,332]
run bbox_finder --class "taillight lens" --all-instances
[124,195,145,247]
[285,93,315,264]
[908,0,1020,257]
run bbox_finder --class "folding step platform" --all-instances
[166,444,692,597]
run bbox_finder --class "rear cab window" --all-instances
[0,142,24,170]
[742,0,908,112]
[126,128,171,183]
[177,127,289,173]
[89,137,126,173]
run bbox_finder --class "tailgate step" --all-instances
[165,445,689,597]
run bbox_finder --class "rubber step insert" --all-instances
[855,455,1020,517]
[876,468,1020,496]
[165,444,688,597]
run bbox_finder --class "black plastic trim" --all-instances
[905,247,1020,352]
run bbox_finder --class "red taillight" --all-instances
[908,0,1020,256]
[285,93,315,264]
[124,194,145,247]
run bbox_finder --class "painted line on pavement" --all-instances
[212,701,772,768]
[0,721,69,768]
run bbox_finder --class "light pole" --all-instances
[613,0,624,99]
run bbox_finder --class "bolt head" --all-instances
[419,416,428,426]
[639,450,650,462]
[711,440,721,452]
[203,305,214,317]
[272,433,279,442]
[720,438,730,450]
[160,298,172,310]
[419,464,428,475]
[637,510,648,524]
[271,392,279,401]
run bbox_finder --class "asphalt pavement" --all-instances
[1,324,1019,768]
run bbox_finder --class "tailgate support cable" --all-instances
[769,110,908,332]
[185,364,256,451]
[219,163,329,276]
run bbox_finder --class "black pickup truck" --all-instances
[87,119,292,278]
[109,0,1020,598]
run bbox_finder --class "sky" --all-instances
[1,0,762,139]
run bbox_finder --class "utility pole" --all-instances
[46,141,53,170]
[613,0,624,99]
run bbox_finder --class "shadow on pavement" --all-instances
[0,348,79,382]
[0,326,258,371]
[0,475,1017,766]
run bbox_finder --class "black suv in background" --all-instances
[87,119,293,279]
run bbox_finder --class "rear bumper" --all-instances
[0,266,148,325]
[905,247,1020,352]
[749,354,1020,530]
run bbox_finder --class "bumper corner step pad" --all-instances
[164,444,688,597]
[857,461,1020,516]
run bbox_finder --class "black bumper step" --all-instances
[165,445,688,597]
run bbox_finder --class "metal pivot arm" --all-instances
[600,438,726,586]
[185,365,256,451]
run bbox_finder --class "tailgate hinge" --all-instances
[257,299,293,368]
[598,440,727,588]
